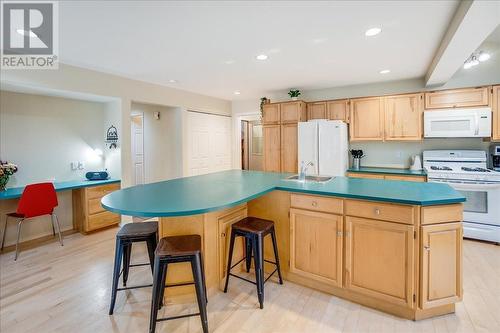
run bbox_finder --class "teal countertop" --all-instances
[0,179,121,200]
[101,170,464,218]
[347,167,427,176]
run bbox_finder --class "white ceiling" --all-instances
[59,0,461,100]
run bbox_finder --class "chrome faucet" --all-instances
[299,161,314,181]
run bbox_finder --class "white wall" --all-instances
[131,102,183,183]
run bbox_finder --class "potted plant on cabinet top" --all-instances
[0,161,18,191]
[260,97,270,119]
[288,89,301,101]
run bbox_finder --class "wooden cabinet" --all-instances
[281,123,298,173]
[420,222,462,309]
[327,99,349,123]
[384,93,423,141]
[350,97,384,141]
[218,206,247,289]
[263,125,281,172]
[424,87,489,109]
[493,85,500,141]
[346,172,426,182]
[290,208,343,287]
[262,103,280,124]
[346,172,384,180]
[307,102,327,120]
[290,194,343,215]
[344,200,416,225]
[384,175,425,182]
[345,216,415,308]
[280,101,306,124]
[73,182,120,233]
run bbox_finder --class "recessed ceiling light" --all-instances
[379,69,390,74]
[463,62,472,69]
[224,59,235,65]
[168,79,177,83]
[365,27,382,37]
[234,91,241,95]
[256,54,268,60]
[478,52,490,62]
[16,29,36,38]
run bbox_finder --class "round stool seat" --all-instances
[156,234,201,257]
[117,221,158,239]
[232,217,274,235]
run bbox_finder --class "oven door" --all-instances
[446,180,500,226]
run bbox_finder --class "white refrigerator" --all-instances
[298,120,348,176]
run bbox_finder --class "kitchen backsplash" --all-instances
[349,138,491,169]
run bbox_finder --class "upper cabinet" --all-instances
[350,97,384,141]
[262,103,280,125]
[327,99,349,123]
[281,101,307,123]
[384,93,423,141]
[493,85,500,141]
[307,102,327,120]
[424,87,489,109]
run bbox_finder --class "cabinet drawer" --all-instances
[384,175,426,182]
[290,194,343,214]
[345,200,415,225]
[346,172,384,179]
[88,211,120,231]
[86,183,120,199]
[88,197,105,215]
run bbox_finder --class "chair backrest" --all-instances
[17,182,58,218]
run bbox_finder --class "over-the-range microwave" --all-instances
[424,107,491,138]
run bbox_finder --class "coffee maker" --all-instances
[490,145,500,171]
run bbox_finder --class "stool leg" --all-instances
[14,219,24,261]
[191,254,209,333]
[270,227,283,285]
[146,235,156,274]
[253,234,264,309]
[122,243,132,287]
[245,236,252,273]
[158,262,167,309]
[223,229,236,293]
[109,238,124,315]
[149,256,163,333]
[199,253,208,304]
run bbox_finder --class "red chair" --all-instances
[1,182,63,260]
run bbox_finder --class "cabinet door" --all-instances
[346,172,384,179]
[262,103,280,124]
[420,222,462,309]
[350,97,384,141]
[327,99,349,123]
[384,94,423,141]
[281,123,298,173]
[345,216,415,308]
[384,175,426,182]
[424,87,489,109]
[493,85,500,141]
[281,101,306,123]
[263,125,281,172]
[290,208,343,287]
[218,207,247,289]
[307,102,327,120]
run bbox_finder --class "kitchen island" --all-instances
[102,170,465,321]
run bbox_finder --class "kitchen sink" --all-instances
[285,175,333,183]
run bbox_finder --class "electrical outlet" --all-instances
[78,161,85,170]
[71,161,78,170]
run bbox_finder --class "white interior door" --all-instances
[131,114,144,185]
[187,111,231,176]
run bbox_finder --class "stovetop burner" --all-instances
[430,166,452,171]
[461,167,490,172]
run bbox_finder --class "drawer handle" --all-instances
[311,201,318,207]
[374,208,381,215]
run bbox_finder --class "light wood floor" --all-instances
[1,227,499,333]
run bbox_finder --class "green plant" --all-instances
[288,89,301,98]
[260,97,269,118]
[0,160,18,190]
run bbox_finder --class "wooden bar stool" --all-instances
[149,235,208,333]
[109,221,158,315]
[223,217,283,309]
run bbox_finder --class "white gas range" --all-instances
[423,150,500,244]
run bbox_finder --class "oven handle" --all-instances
[437,180,500,189]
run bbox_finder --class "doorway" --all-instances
[241,120,263,171]
[131,113,144,185]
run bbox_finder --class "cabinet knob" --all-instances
[311,201,318,207]
[374,208,381,215]
[221,232,226,237]
[424,245,430,251]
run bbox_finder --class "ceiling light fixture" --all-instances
[379,69,390,74]
[464,50,490,69]
[365,27,381,37]
[234,91,241,95]
[256,54,268,60]
[168,79,177,83]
